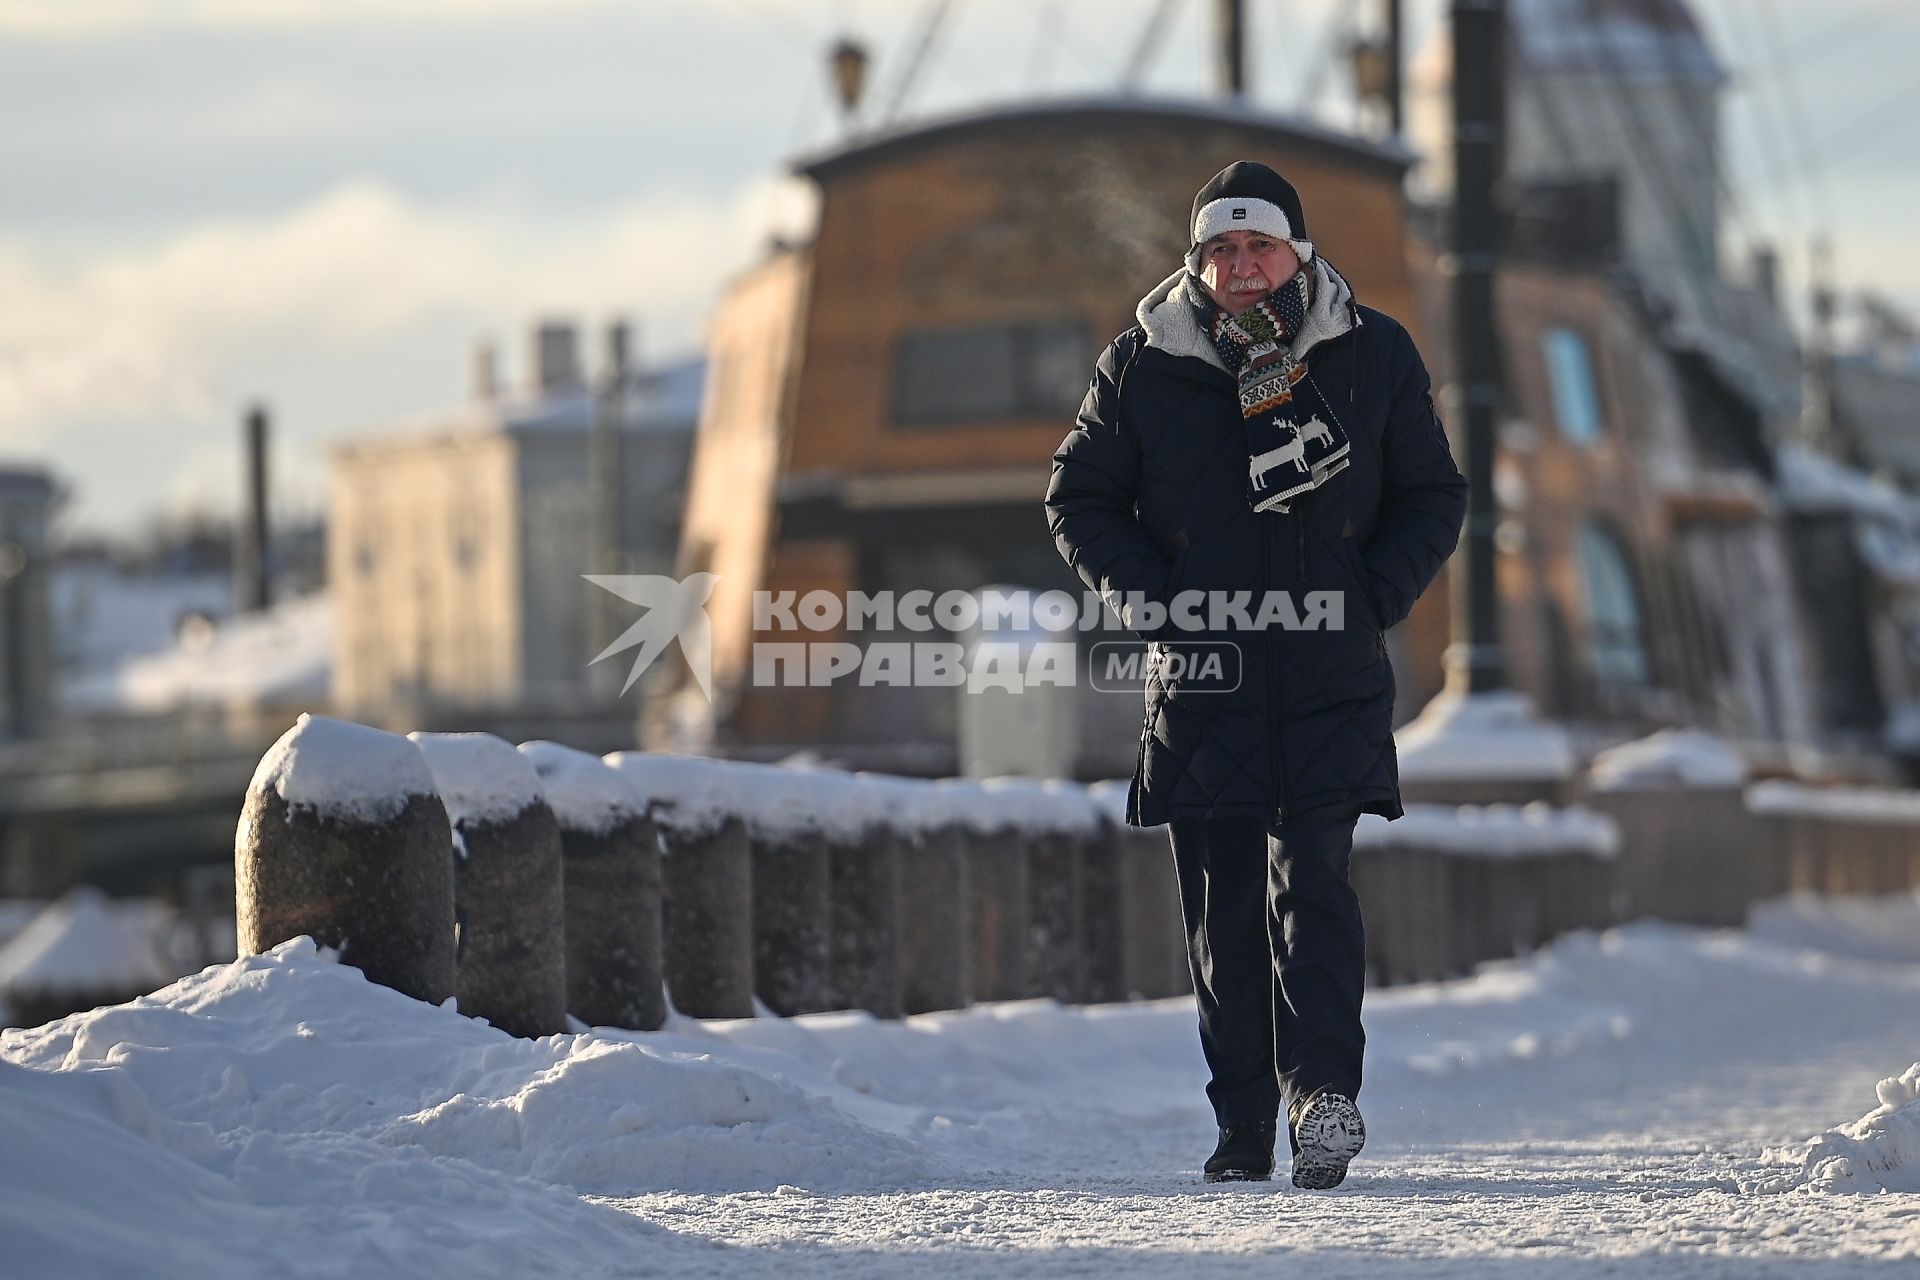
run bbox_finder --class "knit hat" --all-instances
[1185,161,1315,273]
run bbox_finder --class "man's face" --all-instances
[1198,230,1302,314]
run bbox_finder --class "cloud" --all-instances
[0,175,814,529]
[0,0,613,36]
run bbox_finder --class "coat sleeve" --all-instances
[1044,332,1176,641]
[1361,325,1469,629]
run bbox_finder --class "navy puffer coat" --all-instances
[1045,260,1467,827]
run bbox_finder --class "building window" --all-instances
[1542,327,1604,444]
[1577,520,1648,686]
[891,320,1090,426]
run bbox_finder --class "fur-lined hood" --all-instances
[1133,256,1361,374]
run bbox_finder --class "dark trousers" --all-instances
[1168,804,1365,1131]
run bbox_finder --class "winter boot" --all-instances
[1202,1120,1277,1182]
[1289,1090,1365,1190]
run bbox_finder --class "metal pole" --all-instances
[1447,0,1507,693]
[1385,0,1405,137]
[1215,0,1246,98]
[589,322,629,683]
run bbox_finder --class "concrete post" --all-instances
[725,761,834,1016]
[519,741,665,1031]
[407,732,567,1038]
[603,752,754,1020]
[820,771,904,1019]
[236,715,455,1004]
[897,820,972,1014]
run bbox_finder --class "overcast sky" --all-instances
[1,0,1914,538]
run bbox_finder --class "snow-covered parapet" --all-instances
[1754,1062,1920,1194]
[250,712,439,823]
[1355,803,1620,859]
[1395,690,1576,783]
[518,740,649,837]
[1589,729,1749,791]
[1746,781,1920,825]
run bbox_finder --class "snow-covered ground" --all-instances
[4,898,1918,1276]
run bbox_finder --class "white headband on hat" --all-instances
[1187,196,1315,271]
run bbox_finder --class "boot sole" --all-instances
[1291,1094,1365,1190]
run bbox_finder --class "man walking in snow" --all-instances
[1045,162,1466,1188]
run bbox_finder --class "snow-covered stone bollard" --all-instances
[819,771,908,1019]
[894,788,972,1015]
[408,732,567,1039]
[604,751,754,1020]
[1348,837,1454,985]
[728,761,835,1016]
[1586,731,1755,927]
[236,714,455,1004]
[1089,780,1189,1001]
[981,777,1095,1003]
[519,741,665,1032]
[935,778,1028,1003]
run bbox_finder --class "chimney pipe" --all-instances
[531,321,582,396]
[237,402,271,614]
[472,337,499,402]
[1214,0,1247,99]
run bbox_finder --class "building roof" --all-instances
[793,96,1417,184]
[1412,0,1726,88]
[1835,355,1920,488]
[1513,0,1725,83]
[337,356,704,456]
[0,466,55,501]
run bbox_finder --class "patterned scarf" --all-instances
[1193,268,1352,513]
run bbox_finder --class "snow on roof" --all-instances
[0,889,175,998]
[250,714,438,824]
[1394,690,1578,783]
[1356,803,1620,859]
[793,97,1416,183]
[518,741,649,836]
[64,591,330,715]
[409,732,547,827]
[339,358,704,454]
[1589,728,1748,790]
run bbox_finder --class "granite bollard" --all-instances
[727,760,835,1016]
[605,751,755,1020]
[1089,780,1189,1001]
[817,771,906,1019]
[409,731,568,1039]
[934,778,1029,1003]
[980,777,1095,1003]
[236,714,455,1004]
[519,741,665,1031]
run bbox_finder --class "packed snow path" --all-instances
[5,896,1919,1276]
